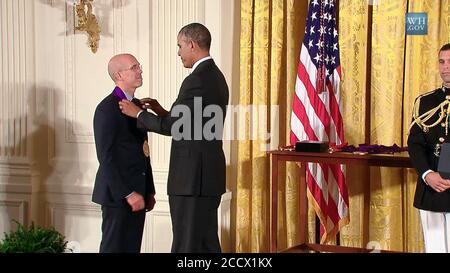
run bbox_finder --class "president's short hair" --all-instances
[179,23,211,50]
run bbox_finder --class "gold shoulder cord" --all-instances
[409,93,450,136]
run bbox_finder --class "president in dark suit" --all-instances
[93,53,156,253]
[119,23,229,253]
[407,43,450,252]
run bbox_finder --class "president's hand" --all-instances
[119,100,141,118]
[424,172,450,193]
[126,192,145,212]
[146,194,156,212]
[140,98,169,116]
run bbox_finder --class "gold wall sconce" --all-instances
[71,0,101,53]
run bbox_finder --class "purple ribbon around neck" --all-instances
[113,86,127,100]
[113,86,143,110]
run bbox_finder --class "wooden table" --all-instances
[269,150,412,252]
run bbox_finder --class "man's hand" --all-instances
[126,192,145,212]
[424,172,450,192]
[146,194,156,212]
[119,100,141,118]
[140,98,169,116]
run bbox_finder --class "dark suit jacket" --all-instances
[408,87,450,212]
[92,92,155,207]
[138,59,229,196]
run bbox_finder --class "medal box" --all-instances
[295,141,329,153]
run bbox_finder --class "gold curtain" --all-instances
[402,0,449,252]
[236,0,308,252]
[338,0,370,248]
[367,0,408,251]
[341,0,448,252]
[236,0,449,252]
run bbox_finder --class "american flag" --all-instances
[290,0,349,243]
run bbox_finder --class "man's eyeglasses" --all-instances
[122,64,143,72]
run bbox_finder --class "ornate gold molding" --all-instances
[74,0,100,53]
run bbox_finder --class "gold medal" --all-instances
[143,140,150,157]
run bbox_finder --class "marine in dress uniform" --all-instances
[408,43,450,253]
[408,85,450,252]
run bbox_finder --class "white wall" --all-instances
[0,0,240,253]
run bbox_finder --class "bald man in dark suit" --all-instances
[93,53,156,253]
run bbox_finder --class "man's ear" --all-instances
[114,71,122,81]
[190,40,197,51]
